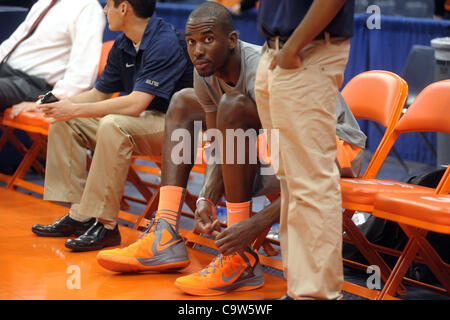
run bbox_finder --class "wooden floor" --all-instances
[0,187,286,300]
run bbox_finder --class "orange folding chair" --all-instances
[0,40,115,194]
[369,79,450,299]
[339,70,412,297]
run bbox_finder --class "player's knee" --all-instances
[217,92,252,129]
[166,88,196,124]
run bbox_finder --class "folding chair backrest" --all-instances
[394,80,450,134]
[341,70,408,179]
[373,80,450,178]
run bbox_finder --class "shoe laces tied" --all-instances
[199,252,237,276]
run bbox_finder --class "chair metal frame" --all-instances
[369,80,450,299]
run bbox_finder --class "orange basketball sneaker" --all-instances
[96,219,190,272]
[174,247,264,296]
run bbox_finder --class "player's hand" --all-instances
[215,218,257,256]
[194,200,221,237]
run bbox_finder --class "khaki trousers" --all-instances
[255,37,350,299]
[43,111,165,222]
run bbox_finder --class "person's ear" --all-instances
[228,31,238,50]
[120,1,127,15]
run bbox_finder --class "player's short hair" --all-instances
[113,0,156,19]
[187,2,235,34]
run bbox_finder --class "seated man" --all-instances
[0,0,105,114]
[96,2,264,290]
[96,2,365,296]
[31,0,193,252]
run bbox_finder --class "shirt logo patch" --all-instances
[146,79,160,87]
[126,63,134,68]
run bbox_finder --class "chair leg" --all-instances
[405,227,450,292]
[0,126,13,151]
[134,188,160,230]
[376,236,420,300]
[6,137,43,189]
[0,128,47,178]
[127,167,154,202]
[343,209,407,296]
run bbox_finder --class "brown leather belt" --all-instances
[266,33,348,50]
[266,37,289,50]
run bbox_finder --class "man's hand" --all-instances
[214,218,257,256]
[38,98,76,123]
[269,45,302,70]
[9,101,40,119]
[194,200,221,237]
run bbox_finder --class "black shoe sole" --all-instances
[65,238,121,252]
[31,228,87,238]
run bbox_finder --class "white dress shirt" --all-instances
[0,0,106,98]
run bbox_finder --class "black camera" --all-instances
[40,91,59,104]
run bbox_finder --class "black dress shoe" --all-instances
[31,214,96,237]
[65,221,121,252]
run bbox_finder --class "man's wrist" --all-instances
[196,197,216,207]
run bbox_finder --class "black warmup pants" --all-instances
[0,63,52,112]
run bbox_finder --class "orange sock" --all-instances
[156,186,186,231]
[226,200,251,227]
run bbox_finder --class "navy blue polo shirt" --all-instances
[95,15,193,113]
[257,0,355,40]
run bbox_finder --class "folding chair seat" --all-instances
[369,80,450,299]
[339,70,410,297]
[373,177,450,299]
[0,40,115,194]
[341,178,434,213]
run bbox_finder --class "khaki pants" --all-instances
[255,37,350,300]
[43,111,165,222]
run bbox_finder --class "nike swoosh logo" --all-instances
[126,63,135,68]
[156,238,181,252]
[222,267,244,283]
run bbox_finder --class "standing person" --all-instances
[0,0,105,115]
[31,0,193,252]
[254,0,355,300]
